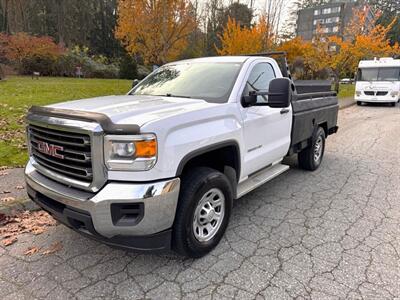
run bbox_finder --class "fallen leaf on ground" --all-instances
[2,190,11,194]
[2,236,17,246]
[42,241,62,255]
[0,211,57,246]
[0,166,8,171]
[24,246,40,256]
[1,197,15,203]
[0,172,9,176]
[15,186,24,190]
[32,227,46,235]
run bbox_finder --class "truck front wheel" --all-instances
[298,127,326,171]
[172,167,233,258]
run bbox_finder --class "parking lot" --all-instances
[0,103,399,300]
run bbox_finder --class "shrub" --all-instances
[0,33,64,74]
[53,52,81,77]
[86,60,119,79]
[19,55,57,76]
[53,51,119,79]
[0,65,4,80]
[119,55,138,79]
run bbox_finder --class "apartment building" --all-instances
[296,0,374,41]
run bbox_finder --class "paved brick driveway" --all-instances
[1,103,399,299]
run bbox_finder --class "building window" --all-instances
[325,17,340,24]
[314,9,320,16]
[322,8,331,14]
[322,6,341,15]
[314,27,329,34]
[313,18,325,25]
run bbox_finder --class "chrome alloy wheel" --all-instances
[314,135,323,162]
[193,188,225,242]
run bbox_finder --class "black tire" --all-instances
[298,127,326,171]
[172,167,233,258]
[357,101,362,106]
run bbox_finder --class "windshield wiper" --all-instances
[156,94,192,99]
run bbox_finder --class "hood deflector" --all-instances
[27,106,140,134]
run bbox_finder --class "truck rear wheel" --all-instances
[298,127,326,171]
[172,167,233,258]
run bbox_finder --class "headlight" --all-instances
[104,134,157,171]
[356,90,361,96]
[390,91,398,97]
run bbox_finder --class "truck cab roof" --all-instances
[166,56,272,65]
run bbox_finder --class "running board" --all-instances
[236,163,290,199]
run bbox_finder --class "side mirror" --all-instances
[132,79,140,88]
[241,93,257,107]
[268,78,292,108]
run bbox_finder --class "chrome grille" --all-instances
[28,124,93,183]
[376,91,388,96]
[364,91,389,96]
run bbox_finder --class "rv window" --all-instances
[378,68,400,81]
[357,68,378,81]
[357,67,400,81]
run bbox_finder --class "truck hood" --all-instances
[49,95,215,127]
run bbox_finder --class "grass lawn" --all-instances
[0,76,131,167]
[338,83,355,99]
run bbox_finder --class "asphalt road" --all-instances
[1,103,400,300]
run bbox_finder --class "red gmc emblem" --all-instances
[37,141,64,159]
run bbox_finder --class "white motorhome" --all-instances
[355,57,400,106]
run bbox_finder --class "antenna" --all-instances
[240,52,292,79]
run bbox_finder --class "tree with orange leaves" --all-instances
[115,0,197,65]
[216,16,275,55]
[345,7,380,39]
[278,34,331,79]
[0,33,64,63]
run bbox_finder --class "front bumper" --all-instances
[355,94,398,103]
[25,160,180,251]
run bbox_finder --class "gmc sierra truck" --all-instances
[25,54,338,258]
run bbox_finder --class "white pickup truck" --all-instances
[25,54,338,257]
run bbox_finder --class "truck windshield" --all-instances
[357,67,400,81]
[130,62,242,103]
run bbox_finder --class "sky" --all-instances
[198,0,297,33]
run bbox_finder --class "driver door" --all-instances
[240,62,292,177]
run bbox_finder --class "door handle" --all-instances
[280,108,290,114]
